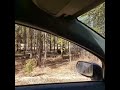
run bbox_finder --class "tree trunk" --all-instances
[26,28,29,51]
[33,30,36,53]
[44,32,47,66]
[67,41,69,53]
[49,34,52,51]
[29,28,33,58]
[69,42,71,62]
[56,37,58,51]
[18,26,22,53]
[53,36,55,52]
[31,30,33,52]
[37,31,43,67]
[43,32,45,51]
[23,26,26,55]
[61,39,63,58]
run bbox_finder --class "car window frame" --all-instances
[15,23,105,87]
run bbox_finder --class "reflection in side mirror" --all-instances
[76,61,103,80]
[76,61,93,77]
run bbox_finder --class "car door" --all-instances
[16,82,104,90]
[15,0,105,90]
[15,24,105,90]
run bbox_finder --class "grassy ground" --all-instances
[15,56,102,86]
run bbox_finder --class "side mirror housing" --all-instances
[76,61,103,80]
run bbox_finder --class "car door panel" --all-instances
[16,81,105,90]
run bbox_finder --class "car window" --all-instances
[77,3,105,37]
[15,24,102,86]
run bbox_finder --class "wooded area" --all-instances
[15,24,87,67]
[15,24,101,85]
[78,3,105,37]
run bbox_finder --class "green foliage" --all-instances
[24,59,37,74]
[57,38,64,45]
[78,3,105,37]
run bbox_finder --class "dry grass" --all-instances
[15,56,102,86]
[16,61,88,85]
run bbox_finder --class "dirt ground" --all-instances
[15,56,102,86]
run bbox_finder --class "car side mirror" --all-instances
[76,61,103,80]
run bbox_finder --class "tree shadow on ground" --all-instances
[45,58,69,69]
[15,55,81,74]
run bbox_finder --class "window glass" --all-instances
[77,3,105,37]
[15,24,102,86]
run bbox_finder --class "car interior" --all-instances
[15,0,105,90]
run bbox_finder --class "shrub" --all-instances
[24,59,37,74]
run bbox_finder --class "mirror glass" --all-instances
[76,61,93,77]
